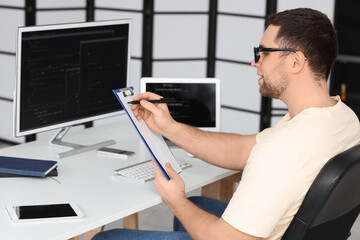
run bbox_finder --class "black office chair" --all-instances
[282,144,360,240]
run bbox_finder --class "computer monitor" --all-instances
[14,19,131,158]
[140,78,221,132]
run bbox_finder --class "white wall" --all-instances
[215,0,266,134]
[277,0,335,22]
[0,3,24,143]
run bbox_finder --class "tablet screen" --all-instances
[15,203,77,219]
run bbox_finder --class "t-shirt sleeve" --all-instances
[222,144,305,238]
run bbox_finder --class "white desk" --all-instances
[0,120,237,240]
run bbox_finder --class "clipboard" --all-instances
[113,87,182,180]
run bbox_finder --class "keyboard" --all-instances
[113,159,191,183]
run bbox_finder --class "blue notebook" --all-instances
[0,167,58,178]
[0,156,58,178]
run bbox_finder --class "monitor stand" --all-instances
[49,127,116,159]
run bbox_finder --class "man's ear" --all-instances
[291,52,307,74]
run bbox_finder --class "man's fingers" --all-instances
[152,158,167,180]
[165,163,179,180]
[140,99,162,115]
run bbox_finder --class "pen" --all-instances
[127,98,176,104]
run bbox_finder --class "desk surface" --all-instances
[0,120,236,240]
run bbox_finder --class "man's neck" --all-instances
[282,79,336,118]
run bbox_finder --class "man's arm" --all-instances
[153,161,262,240]
[132,92,256,170]
[164,122,256,170]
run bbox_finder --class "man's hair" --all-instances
[265,8,338,80]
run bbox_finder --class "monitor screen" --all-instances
[140,78,220,132]
[14,19,131,137]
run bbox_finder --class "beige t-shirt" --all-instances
[222,97,360,240]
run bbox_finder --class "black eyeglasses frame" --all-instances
[253,47,298,63]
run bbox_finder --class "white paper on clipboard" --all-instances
[113,87,182,180]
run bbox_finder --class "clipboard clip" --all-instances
[120,87,134,97]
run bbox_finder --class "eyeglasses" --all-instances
[254,47,297,63]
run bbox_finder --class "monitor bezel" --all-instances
[14,19,132,137]
[140,77,221,132]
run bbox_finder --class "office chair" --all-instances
[282,144,360,240]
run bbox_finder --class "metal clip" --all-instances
[121,87,134,97]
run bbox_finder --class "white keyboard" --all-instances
[113,159,191,183]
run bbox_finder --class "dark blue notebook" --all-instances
[0,156,58,178]
[0,167,58,178]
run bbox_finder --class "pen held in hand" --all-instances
[127,98,176,104]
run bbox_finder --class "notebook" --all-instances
[0,167,58,178]
[113,87,182,180]
[0,156,58,178]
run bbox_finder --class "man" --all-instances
[93,8,360,240]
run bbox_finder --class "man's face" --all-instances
[252,25,290,99]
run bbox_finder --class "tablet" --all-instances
[6,202,84,223]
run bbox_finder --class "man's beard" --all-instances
[259,74,289,99]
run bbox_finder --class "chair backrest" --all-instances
[282,144,360,240]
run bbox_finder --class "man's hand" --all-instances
[152,159,186,212]
[131,92,177,135]
[151,161,261,240]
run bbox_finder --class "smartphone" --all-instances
[96,147,134,158]
[6,203,84,223]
